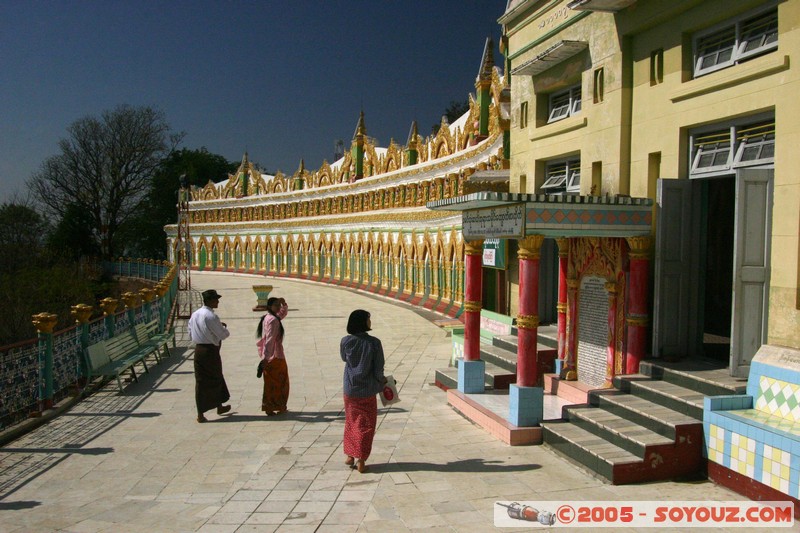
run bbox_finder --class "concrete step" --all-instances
[564,404,674,457]
[640,359,747,396]
[543,413,705,484]
[434,360,515,391]
[492,334,518,353]
[614,374,705,420]
[537,324,559,349]
[542,420,643,483]
[434,367,458,391]
[591,389,698,441]
[494,326,559,352]
[480,342,517,373]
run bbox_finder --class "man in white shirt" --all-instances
[188,289,232,422]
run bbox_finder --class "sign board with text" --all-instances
[463,203,525,240]
[482,239,507,269]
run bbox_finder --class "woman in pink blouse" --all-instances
[257,297,289,415]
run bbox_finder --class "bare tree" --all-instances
[28,105,184,258]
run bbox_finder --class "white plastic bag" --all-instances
[380,375,400,406]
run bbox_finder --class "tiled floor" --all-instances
[0,271,788,532]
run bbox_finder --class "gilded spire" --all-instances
[476,37,494,85]
[407,120,418,147]
[354,110,366,140]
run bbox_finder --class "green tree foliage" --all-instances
[3,264,97,345]
[0,202,96,344]
[0,202,49,274]
[121,147,237,259]
[47,204,100,260]
[28,105,184,259]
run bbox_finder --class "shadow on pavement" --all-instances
[0,501,40,510]
[212,411,346,423]
[371,459,541,474]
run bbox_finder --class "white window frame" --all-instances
[541,158,580,194]
[547,84,581,123]
[732,121,775,168]
[693,6,778,77]
[690,129,732,174]
[689,115,774,177]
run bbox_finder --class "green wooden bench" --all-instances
[85,327,163,393]
[133,320,175,361]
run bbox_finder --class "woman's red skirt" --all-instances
[343,394,377,461]
[262,358,289,413]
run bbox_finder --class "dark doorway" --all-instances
[701,177,735,361]
[482,267,507,314]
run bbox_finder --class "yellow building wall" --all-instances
[507,0,625,197]
[626,0,800,348]
[503,0,799,347]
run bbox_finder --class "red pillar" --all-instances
[517,235,544,387]
[625,236,651,374]
[605,281,618,386]
[463,240,484,361]
[555,238,569,366]
[565,278,579,381]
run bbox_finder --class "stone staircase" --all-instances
[543,359,747,484]
[434,325,558,391]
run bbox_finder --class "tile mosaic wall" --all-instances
[704,359,800,502]
[756,376,800,422]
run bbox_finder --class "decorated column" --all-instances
[32,312,58,411]
[510,234,544,427]
[99,297,119,338]
[122,292,141,327]
[140,288,155,322]
[555,237,569,374]
[71,304,93,382]
[625,236,651,374]
[516,235,544,386]
[459,239,485,393]
[605,281,618,386]
[564,279,579,381]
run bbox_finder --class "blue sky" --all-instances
[0,1,505,204]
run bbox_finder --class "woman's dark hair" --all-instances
[256,297,284,338]
[346,309,371,334]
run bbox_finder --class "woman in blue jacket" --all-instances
[340,309,386,473]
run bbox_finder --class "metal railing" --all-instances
[0,259,177,430]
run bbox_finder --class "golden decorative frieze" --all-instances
[32,312,58,334]
[556,237,570,257]
[464,300,482,313]
[464,240,484,255]
[71,304,93,324]
[516,313,539,330]
[626,315,649,327]
[99,298,119,316]
[517,235,545,259]
[626,236,651,259]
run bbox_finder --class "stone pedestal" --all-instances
[509,384,543,427]
[252,285,273,311]
[457,358,485,394]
